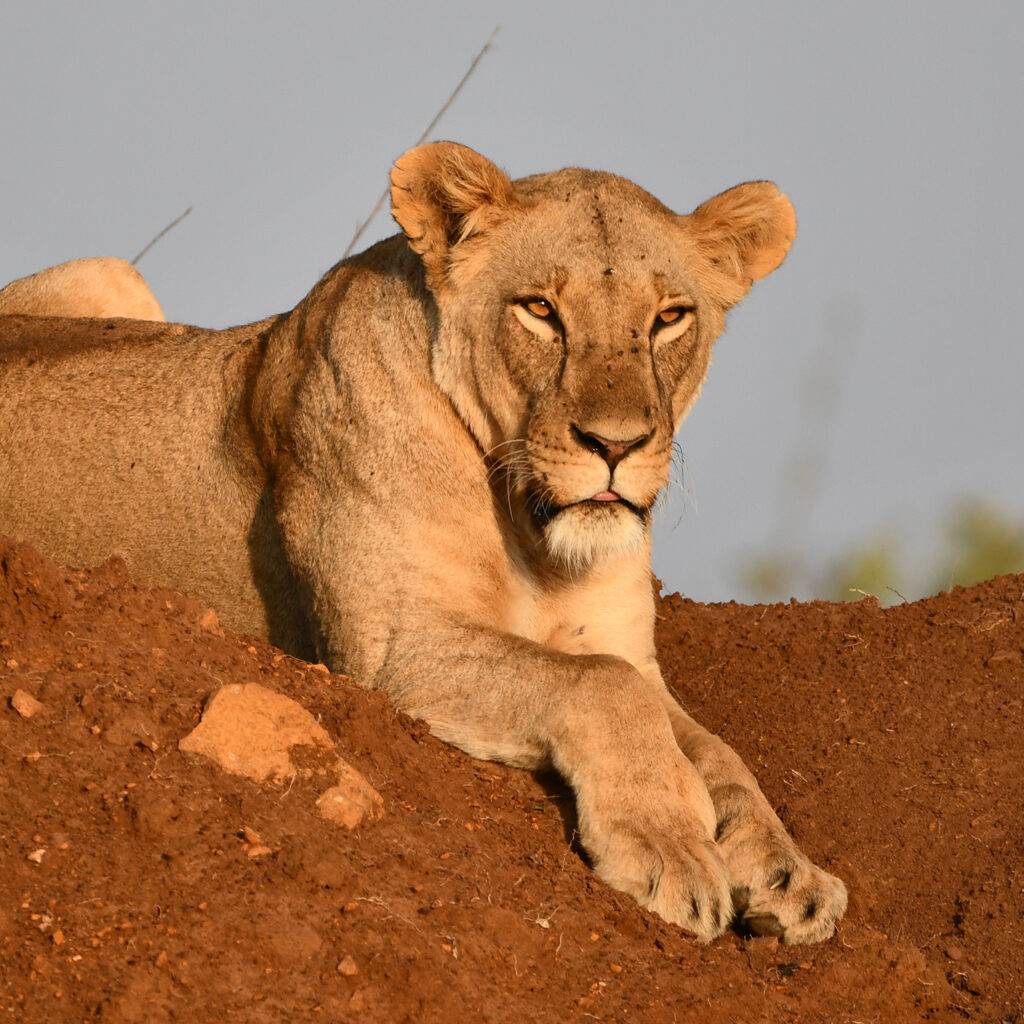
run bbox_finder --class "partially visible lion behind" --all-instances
[0,257,165,320]
[0,142,846,944]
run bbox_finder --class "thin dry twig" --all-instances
[132,206,193,266]
[341,24,500,259]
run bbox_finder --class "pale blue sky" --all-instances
[3,1,1022,601]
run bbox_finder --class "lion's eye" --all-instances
[522,298,554,320]
[658,307,688,325]
[513,296,564,339]
[651,305,695,341]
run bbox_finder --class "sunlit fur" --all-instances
[0,257,165,321]
[543,502,647,572]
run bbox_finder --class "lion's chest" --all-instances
[499,559,658,675]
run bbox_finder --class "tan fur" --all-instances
[0,143,845,943]
[0,257,165,321]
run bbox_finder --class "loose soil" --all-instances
[1,534,1021,1022]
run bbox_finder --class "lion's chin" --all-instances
[541,501,647,571]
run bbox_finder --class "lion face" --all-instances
[391,144,795,570]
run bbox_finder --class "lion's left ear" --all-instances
[390,142,520,289]
[685,182,797,307]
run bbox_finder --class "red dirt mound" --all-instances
[1,534,1021,1022]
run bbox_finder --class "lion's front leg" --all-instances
[376,623,734,942]
[661,698,848,944]
[552,685,733,942]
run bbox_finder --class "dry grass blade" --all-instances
[342,24,500,259]
[132,206,193,266]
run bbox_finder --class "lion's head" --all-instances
[390,143,795,570]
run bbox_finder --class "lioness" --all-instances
[0,257,165,321]
[0,143,846,943]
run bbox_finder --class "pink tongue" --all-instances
[592,491,620,502]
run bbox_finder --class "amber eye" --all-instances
[522,298,554,319]
[658,307,688,325]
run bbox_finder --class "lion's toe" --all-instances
[732,861,847,945]
[596,830,731,943]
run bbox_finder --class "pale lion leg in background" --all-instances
[0,257,165,321]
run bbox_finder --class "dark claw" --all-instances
[742,911,784,938]
[730,884,752,916]
[710,895,722,932]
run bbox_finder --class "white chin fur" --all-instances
[543,502,646,570]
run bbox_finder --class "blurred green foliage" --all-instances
[740,498,1024,606]
[933,500,1024,592]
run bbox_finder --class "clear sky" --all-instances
[3,1,1022,602]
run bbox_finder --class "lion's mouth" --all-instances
[527,490,646,526]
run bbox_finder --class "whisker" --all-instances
[482,437,527,461]
[654,440,695,531]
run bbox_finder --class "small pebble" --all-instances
[11,690,45,720]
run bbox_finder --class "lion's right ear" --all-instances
[390,142,519,289]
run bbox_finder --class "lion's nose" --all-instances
[570,426,653,470]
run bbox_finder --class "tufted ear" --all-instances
[686,182,797,307]
[390,142,520,289]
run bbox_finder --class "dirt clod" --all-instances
[316,763,385,830]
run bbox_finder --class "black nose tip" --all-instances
[570,426,653,470]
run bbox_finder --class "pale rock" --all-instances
[11,689,45,720]
[179,683,383,829]
[179,683,332,783]
[336,955,359,976]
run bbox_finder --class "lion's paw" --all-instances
[727,844,847,945]
[592,826,733,943]
[710,782,847,944]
